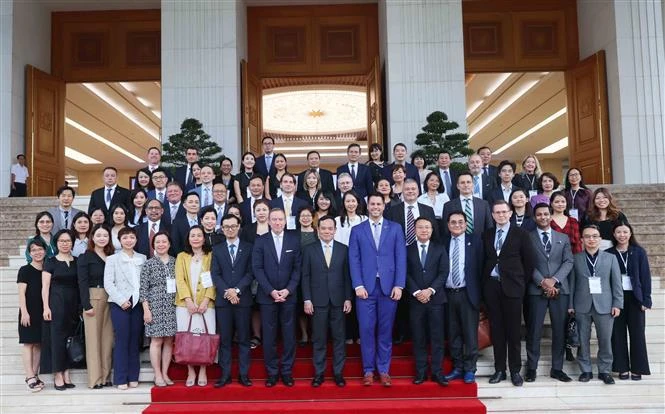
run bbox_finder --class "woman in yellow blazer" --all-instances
[175,225,216,387]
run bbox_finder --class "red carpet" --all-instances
[143,342,486,413]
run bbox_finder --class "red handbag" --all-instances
[477,311,492,350]
[174,314,219,366]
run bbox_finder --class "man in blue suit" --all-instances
[336,143,375,198]
[270,173,308,230]
[255,136,277,178]
[349,193,406,387]
[252,208,302,388]
[173,146,199,191]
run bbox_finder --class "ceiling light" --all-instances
[466,100,483,118]
[270,144,354,151]
[494,107,567,154]
[536,137,569,154]
[118,82,136,93]
[152,110,161,119]
[136,96,153,108]
[65,118,144,163]
[65,146,101,164]
[484,73,512,97]
[82,83,160,140]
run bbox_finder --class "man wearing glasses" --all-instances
[136,199,170,258]
[147,168,170,203]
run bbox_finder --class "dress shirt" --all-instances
[500,184,513,202]
[214,203,226,225]
[154,188,166,202]
[412,240,435,296]
[472,174,484,198]
[446,233,466,288]
[272,231,283,261]
[227,238,239,262]
[201,184,213,207]
[59,208,72,228]
[417,192,449,218]
[72,237,88,257]
[148,164,159,173]
[460,196,475,222]
[403,201,421,224]
[104,185,117,208]
[148,220,161,234]
[10,163,29,183]
[348,163,359,178]
[169,202,181,221]
[491,223,510,277]
[438,168,452,196]
[321,240,334,266]
[186,215,198,227]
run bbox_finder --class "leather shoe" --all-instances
[488,371,506,384]
[510,372,523,387]
[238,376,252,387]
[598,373,615,385]
[281,375,295,387]
[431,374,448,386]
[334,375,346,387]
[265,376,278,387]
[379,373,392,387]
[525,369,537,382]
[214,377,231,388]
[412,374,426,385]
[362,373,373,386]
[463,372,476,384]
[550,370,572,382]
[311,375,324,387]
[578,372,593,382]
[444,369,463,381]
[392,335,405,345]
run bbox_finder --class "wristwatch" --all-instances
[235,288,241,295]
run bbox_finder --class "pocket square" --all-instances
[286,250,293,253]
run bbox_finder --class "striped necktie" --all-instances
[464,199,474,234]
[406,205,416,245]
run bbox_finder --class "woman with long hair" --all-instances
[295,169,321,208]
[376,178,398,207]
[135,170,152,191]
[239,199,271,245]
[549,191,582,254]
[411,152,428,189]
[140,231,177,387]
[314,191,337,227]
[71,212,91,257]
[334,190,368,246]
[513,154,542,196]
[509,188,536,231]
[175,225,216,387]
[128,188,148,228]
[25,211,56,263]
[530,172,560,207]
[18,239,47,392]
[607,221,652,381]
[234,152,257,203]
[108,204,129,252]
[563,168,592,222]
[583,187,628,250]
[77,224,114,389]
[367,143,385,185]
[215,157,236,204]
[265,153,289,200]
[418,171,450,219]
[191,162,203,188]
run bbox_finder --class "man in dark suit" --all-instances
[136,146,173,183]
[526,203,574,383]
[255,136,277,178]
[211,182,229,228]
[349,193,406,387]
[482,200,535,386]
[88,166,131,216]
[382,143,420,190]
[170,192,201,255]
[239,175,266,225]
[468,154,495,201]
[487,160,522,205]
[163,181,186,224]
[336,143,374,198]
[211,214,254,387]
[442,172,493,238]
[297,151,335,194]
[146,168,170,203]
[252,208,302,387]
[443,211,484,384]
[270,173,308,230]
[435,151,458,200]
[477,146,500,186]
[406,217,449,386]
[173,146,199,191]
[302,216,352,388]
[136,198,170,258]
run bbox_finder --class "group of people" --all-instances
[16,137,652,393]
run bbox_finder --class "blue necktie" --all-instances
[451,237,461,287]
[229,244,236,264]
[373,223,381,249]
[420,244,427,267]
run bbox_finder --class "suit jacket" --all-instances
[483,165,500,186]
[297,168,335,194]
[405,241,448,305]
[211,240,254,307]
[174,164,197,192]
[444,233,484,309]
[336,163,374,198]
[163,202,186,224]
[171,216,200,255]
[271,195,308,217]
[487,184,523,206]
[252,230,302,305]
[255,154,276,178]
[146,188,168,202]
[135,219,171,258]
[473,173,496,201]
[239,198,263,225]
[348,219,407,296]
[191,184,215,208]
[528,229,574,295]
[103,251,147,306]
[384,202,440,243]
[606,245,652,308]
[441,197,493,237]
[174,252,215,308]
[435,168,459,200]
[88,186,131,216]
[301,241,352,307]
[48,207,83,233]
[136,166,173,182]
[569,250,623,314]
[482,224,536,298]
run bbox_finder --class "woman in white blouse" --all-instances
[334,190,368,246]
[104,227,146,390]
[417,171,450,219]
[70,212,91,257]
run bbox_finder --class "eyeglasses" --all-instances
[582,235,601,239]
[213,190,226,194]
[222,225,239,230]
[493,210,511,215]
[152,175,167,180]
[57,239,72,244]
[147,206,162,210]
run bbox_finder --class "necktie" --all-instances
[542,231,551,255]
[203,187,210,206]
[351,164,356,180]
[216,206,224,226]
[420,243,427,267]
[324,244,332,267]
[451,237,461,287]
[372,222,381,249]
[170,204,178,222]
[473,176,480,197]
[265,155,272,171]
[106,188,112,205]
[149,223,157,256]
[63,210,69,229]
[229,244,236,264]
[158,191,164,202]
[406,205,416,245]
[284,198,292,217]
[464,199,474,234]
[187,165,194,186]
[443,171,451,197]
[274,235,282,262]
[495,228,504,252]
[484,166,489,176]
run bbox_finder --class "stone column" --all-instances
[578,0,665,184]
[379,0,466,160]
[161,0,246,167]
[0,1,12,196]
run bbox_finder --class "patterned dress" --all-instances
[139,256,177,337]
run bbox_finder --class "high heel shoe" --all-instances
[64,382,75,389]
[164,378,174,386]
[185,377,196,387]
[54,383,67,391]
[197,376,208,387]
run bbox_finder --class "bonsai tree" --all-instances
[161,118,224,167]
[412,111,474,172]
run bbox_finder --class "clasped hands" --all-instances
[270,289,290,303]
[185,298,209,314]
[224,288,240,305]
[415,288,433,304]
[540,278,559,298]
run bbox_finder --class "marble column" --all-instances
[379,0,466,160]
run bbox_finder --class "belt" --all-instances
[91,285,103,289]
[446,287,466,293]
[489,276,501,282]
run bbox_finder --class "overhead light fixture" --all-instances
[82,83,160,141]
[65,117,144,163]
[537,137,569,154]
[65,146,101,164]
[269,144,353,151]
[494,107,567,154]
[118,82,136,93]
[485,73,512,97]
[152,110,161,119]
[466,100,483,118]
[136,96,153,108]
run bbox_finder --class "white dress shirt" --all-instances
[446,233,466,288]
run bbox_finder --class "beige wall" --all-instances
[73,169,136,195]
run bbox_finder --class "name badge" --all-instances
[200,271,213,288]
[569,208,579,220]
[621,274,633,291]
[246,188,252,199]
[166,278,176,294]
[286,216,296,230]
[589,277,602,294]
[529,190,538,198]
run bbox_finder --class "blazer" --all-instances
[482,225,536,298]
[297,168,335,194]
[171,216,200,255]
[348,219,407,296]
[146,188,168,202]
[405,241,448,305]
[473,173,496,201]
[301,241,352,307]
[47,207,83,233]
[88,186,131,216]
[135,219,171,257]
[528,229,574,295]
[512,173,539,193]
[435,168,459,199]
[251,230,302,305]
[487,184,522,206]
[484,164,500,185]
[191,184,215,208]
[174,251,216,308]
[444,233,484,309]
[569,250,623,314]
[336,163,374,198]
[211,240,254,307]
[255,154,276,178]
[441,197,493,237]
[174,164,197,192]
[239,197,263,226]
[103,251,147,306]
[271,195,308,217]
[163,202,186,224]
[384,202,440,243]
[606,245,652,308]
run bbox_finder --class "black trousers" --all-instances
[611,291,650,374]
[410,301,445,376]
[9,182,27,197]
[526,293,568,371]
[447,288,479,373]
[217,305,251,377]
[311,305,346,376]
[483,279,522,373]
[260,302,296,376]
[41,285,78,374]
[394,296,410,340]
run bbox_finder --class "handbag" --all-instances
[66,316,85,363]
[174,314,220,366]
[566,314,580,348]
[477,311,492,350]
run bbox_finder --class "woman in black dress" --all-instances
[214,157,237,204]
[200,206,224,248]
[582,187,629,251]
[18,239,47,392]
[367,143,385,185]
[234,152,258,203]
[41,229,79,390]
[265,153,289,200]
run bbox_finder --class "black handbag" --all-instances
[66,316,85,363]
[566,315,580,348]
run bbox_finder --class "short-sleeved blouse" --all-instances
[44,256,78,288]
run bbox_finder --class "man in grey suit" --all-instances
[442,172,493,238]
[569,225,623,384]
[48,185,83,233]
[525,203,574,382]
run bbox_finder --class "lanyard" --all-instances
[618,250,629,273]
[570,189,579,206]
[586,253,598,277]
[527,174,536,190]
